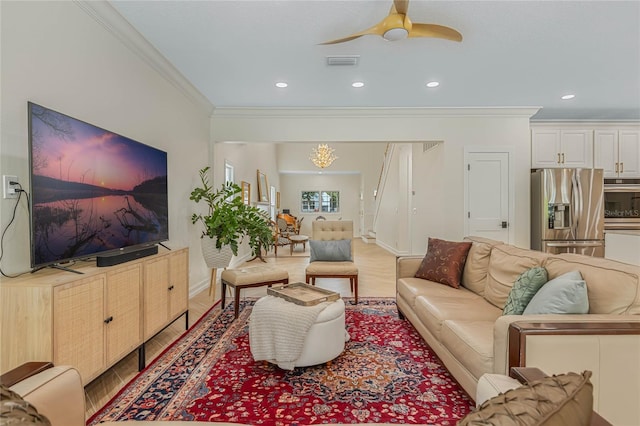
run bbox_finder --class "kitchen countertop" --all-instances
[604,229,640,236]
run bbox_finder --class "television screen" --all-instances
[28,102,168,269]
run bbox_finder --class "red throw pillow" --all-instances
[415,238,472,288]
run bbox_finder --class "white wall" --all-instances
[208,142,280,263]
[211,108,538,252]
[374,144,405,252]
[0,2,212,289]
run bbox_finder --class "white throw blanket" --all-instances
[249,296,330,370]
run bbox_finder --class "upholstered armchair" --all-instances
[270,220,291,257]
[305,220,359,303]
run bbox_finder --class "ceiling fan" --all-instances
[320,0,462,45]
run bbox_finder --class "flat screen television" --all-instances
[28,102,168,270]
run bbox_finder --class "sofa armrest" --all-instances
[507,320,640,372]
[3,363,86,426]
[0,361,53,388]
[493,314,640,375]
[396,256,423,280]
[494,316,640,426]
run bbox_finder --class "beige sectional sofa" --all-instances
[396,236,640,426]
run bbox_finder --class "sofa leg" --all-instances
[397,306,405,320]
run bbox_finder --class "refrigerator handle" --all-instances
[571,172,579,239]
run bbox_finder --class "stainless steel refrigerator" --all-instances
[531,168,605,257]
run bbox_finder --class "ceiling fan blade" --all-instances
[319,21,387,45]
[393,0,409,15]
[408,23,463,42]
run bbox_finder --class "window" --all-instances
[224,162,234,184]
[301,191,340,213]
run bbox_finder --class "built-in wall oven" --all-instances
[604,178,640,230]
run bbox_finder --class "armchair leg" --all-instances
[353,276,358,304]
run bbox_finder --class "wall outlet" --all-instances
[3,175,19,199]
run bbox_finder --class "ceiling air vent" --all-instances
[326,56,360,66]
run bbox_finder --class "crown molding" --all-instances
[212,107,542,120]
[75,1,213,115]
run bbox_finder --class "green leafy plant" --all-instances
[190,167,273,257]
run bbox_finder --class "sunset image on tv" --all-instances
[28,102,168,267]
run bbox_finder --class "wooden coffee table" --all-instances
[289,234,309,255]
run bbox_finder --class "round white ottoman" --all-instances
[295,298,347,367]
[250,297,347,369]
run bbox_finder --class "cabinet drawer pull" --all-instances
[168,285,175,291]
[621,162,624,173]
[104,316,114,324]
[557,153,561,164]
[561,153,565,164]
[615,162,619,173]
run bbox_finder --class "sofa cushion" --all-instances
[503,266,548,315]
[523,271,589,315]
[397,277,480,310]
[309,239,352,262]
[441,320,495,381]
[484,244,549,309]
[415,238,472,288]
[462,236,503,296]
[305,261,358,275]
[459,371,594,426]
[414,294,501,340]
[544,254,640,315]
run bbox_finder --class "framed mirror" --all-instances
[257,170,269,203]
[241,181,250,205]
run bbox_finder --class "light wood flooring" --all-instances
[84,239,397,419]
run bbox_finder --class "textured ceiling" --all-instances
[111,0,640,120]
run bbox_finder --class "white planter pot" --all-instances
[201,237,233,269]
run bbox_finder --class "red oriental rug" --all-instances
[88,298,473,425]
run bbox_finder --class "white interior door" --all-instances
[465,150,512,243]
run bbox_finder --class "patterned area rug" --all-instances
[88,298,473,425]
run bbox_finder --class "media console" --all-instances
[0,247,189,385]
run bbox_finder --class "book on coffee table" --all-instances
[267,282,340,306]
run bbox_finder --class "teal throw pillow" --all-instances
[309,239,352,262]
[503,266,548,315]
[522,270,589,315]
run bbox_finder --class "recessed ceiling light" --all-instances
[352,81,364,88]
[275,82,288,88]
[426,81,440,88]
[561,94,575,100]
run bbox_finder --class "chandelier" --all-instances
[309,144,338,169]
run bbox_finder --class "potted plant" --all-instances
[190,167,273,268]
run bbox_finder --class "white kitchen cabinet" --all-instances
[595,130,640,178]
[531,128,593,168]
[605,231,640,265]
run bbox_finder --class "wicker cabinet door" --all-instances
[53,275,106,384]
[106,263,143,366]
[168,249,189,321]
[143,255,169,340]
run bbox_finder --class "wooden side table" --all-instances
[289,234,309,255]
